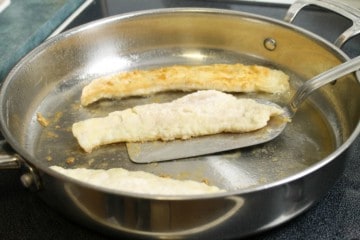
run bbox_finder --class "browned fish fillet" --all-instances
[81,64,290,106]
[73,90,284,153]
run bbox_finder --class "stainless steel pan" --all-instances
[0,1,359,239]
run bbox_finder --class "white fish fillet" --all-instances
[81,64,290,106]
[73,90,284,153]
[50,166,224,195]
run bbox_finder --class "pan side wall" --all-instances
[36,143,347,239]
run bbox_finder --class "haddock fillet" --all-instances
[81,64,289,106]
[50,166,224,195]
[73,90,284,153]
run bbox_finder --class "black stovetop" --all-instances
[1,1,359,239]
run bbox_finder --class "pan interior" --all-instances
[28,48,336,192]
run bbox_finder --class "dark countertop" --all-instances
[0,1,359,239]
[0,0,87,81]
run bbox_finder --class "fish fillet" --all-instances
[73,90,284,153]
[50,166,224,195]
[81,64,289,106]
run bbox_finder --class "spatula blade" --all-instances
[126,117,287,163]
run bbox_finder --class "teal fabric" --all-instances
[0,0,85,81]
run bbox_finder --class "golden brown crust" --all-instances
[81,64,290,106]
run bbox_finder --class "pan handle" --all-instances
[0,155,20,169]
[0,140,21,169]
[284,0,360,48]
[0,140,41,190]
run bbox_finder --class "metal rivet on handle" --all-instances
[264,38,277,51]
[20,173,34,188]
[18,157,42,191]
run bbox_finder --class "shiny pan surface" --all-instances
[0,8,359,239]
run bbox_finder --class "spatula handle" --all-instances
[287,55,360,117]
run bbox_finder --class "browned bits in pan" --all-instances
[66,157,75,165]
[36,112,50,127]
[201,179,210,185]
[46,131,59,139]
[159,174,171,178]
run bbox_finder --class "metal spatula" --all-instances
[127,56,360,163]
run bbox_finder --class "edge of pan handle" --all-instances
[0,140,21,169]
[0,140,41,191]
[284,0,360,48]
